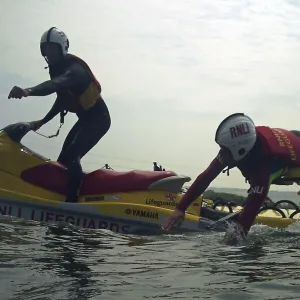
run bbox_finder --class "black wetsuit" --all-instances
[26,58,111,202]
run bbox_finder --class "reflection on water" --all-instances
[1,218,300,300]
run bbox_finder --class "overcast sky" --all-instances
[1,0,300,191]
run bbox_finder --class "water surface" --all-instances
[1,217,300,299]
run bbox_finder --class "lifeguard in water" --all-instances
[162,113,300,237]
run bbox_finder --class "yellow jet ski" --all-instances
[0,121,214,234]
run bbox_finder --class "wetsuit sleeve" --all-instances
[41,97,62,124]
[236,161,271,234]
[26,62,88,97]
[176,153,226,212]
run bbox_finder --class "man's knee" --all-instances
[66,159,82,175]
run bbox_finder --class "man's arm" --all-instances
[25,62,87,97]
[236,162,271,234]
[41,97,62,124]
[176,153,226,212]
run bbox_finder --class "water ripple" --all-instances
[1,218,300,299]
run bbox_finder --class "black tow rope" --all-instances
[34,110,68,139]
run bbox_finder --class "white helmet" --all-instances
[40,27,69,56]
[215,113,257,161]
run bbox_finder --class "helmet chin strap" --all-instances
[43,55,63,69]
[44,56,49,69]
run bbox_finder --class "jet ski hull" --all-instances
[0,196,222,234]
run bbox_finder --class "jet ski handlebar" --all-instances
[1,122,34,143]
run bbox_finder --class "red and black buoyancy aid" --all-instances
[256,126,300,166]
[49,54,102,114]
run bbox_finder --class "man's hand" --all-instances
[29,120,44,131]
[8,86,30,99]
[161,208,185,231]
